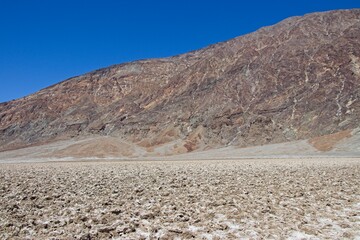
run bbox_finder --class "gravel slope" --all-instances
[0,128,359,163]
[1,158,359,239]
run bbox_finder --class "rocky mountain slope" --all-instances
[1,9,359,155]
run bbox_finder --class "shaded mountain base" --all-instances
[0,128,359,163]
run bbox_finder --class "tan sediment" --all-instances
[309,129,352,151]
[50,137,135,158]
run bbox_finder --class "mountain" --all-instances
[1,9,359,156]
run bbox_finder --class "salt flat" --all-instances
[0,158,359,239]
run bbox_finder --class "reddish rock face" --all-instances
[0,9,359,152]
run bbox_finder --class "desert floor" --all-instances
[0,158,359,239]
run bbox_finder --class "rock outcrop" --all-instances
[1,9,359,153]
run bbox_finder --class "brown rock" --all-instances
[0,9,359,155]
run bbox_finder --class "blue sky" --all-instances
[1,0,359,103]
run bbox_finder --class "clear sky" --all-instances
[1,0,359,103]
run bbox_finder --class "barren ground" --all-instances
[0,158,359,239]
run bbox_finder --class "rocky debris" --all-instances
[0,158,359,239]
[0,9,360,154]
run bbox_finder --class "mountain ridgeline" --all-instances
[1,9,359,154]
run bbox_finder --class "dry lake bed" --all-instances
[0,158,359,239]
